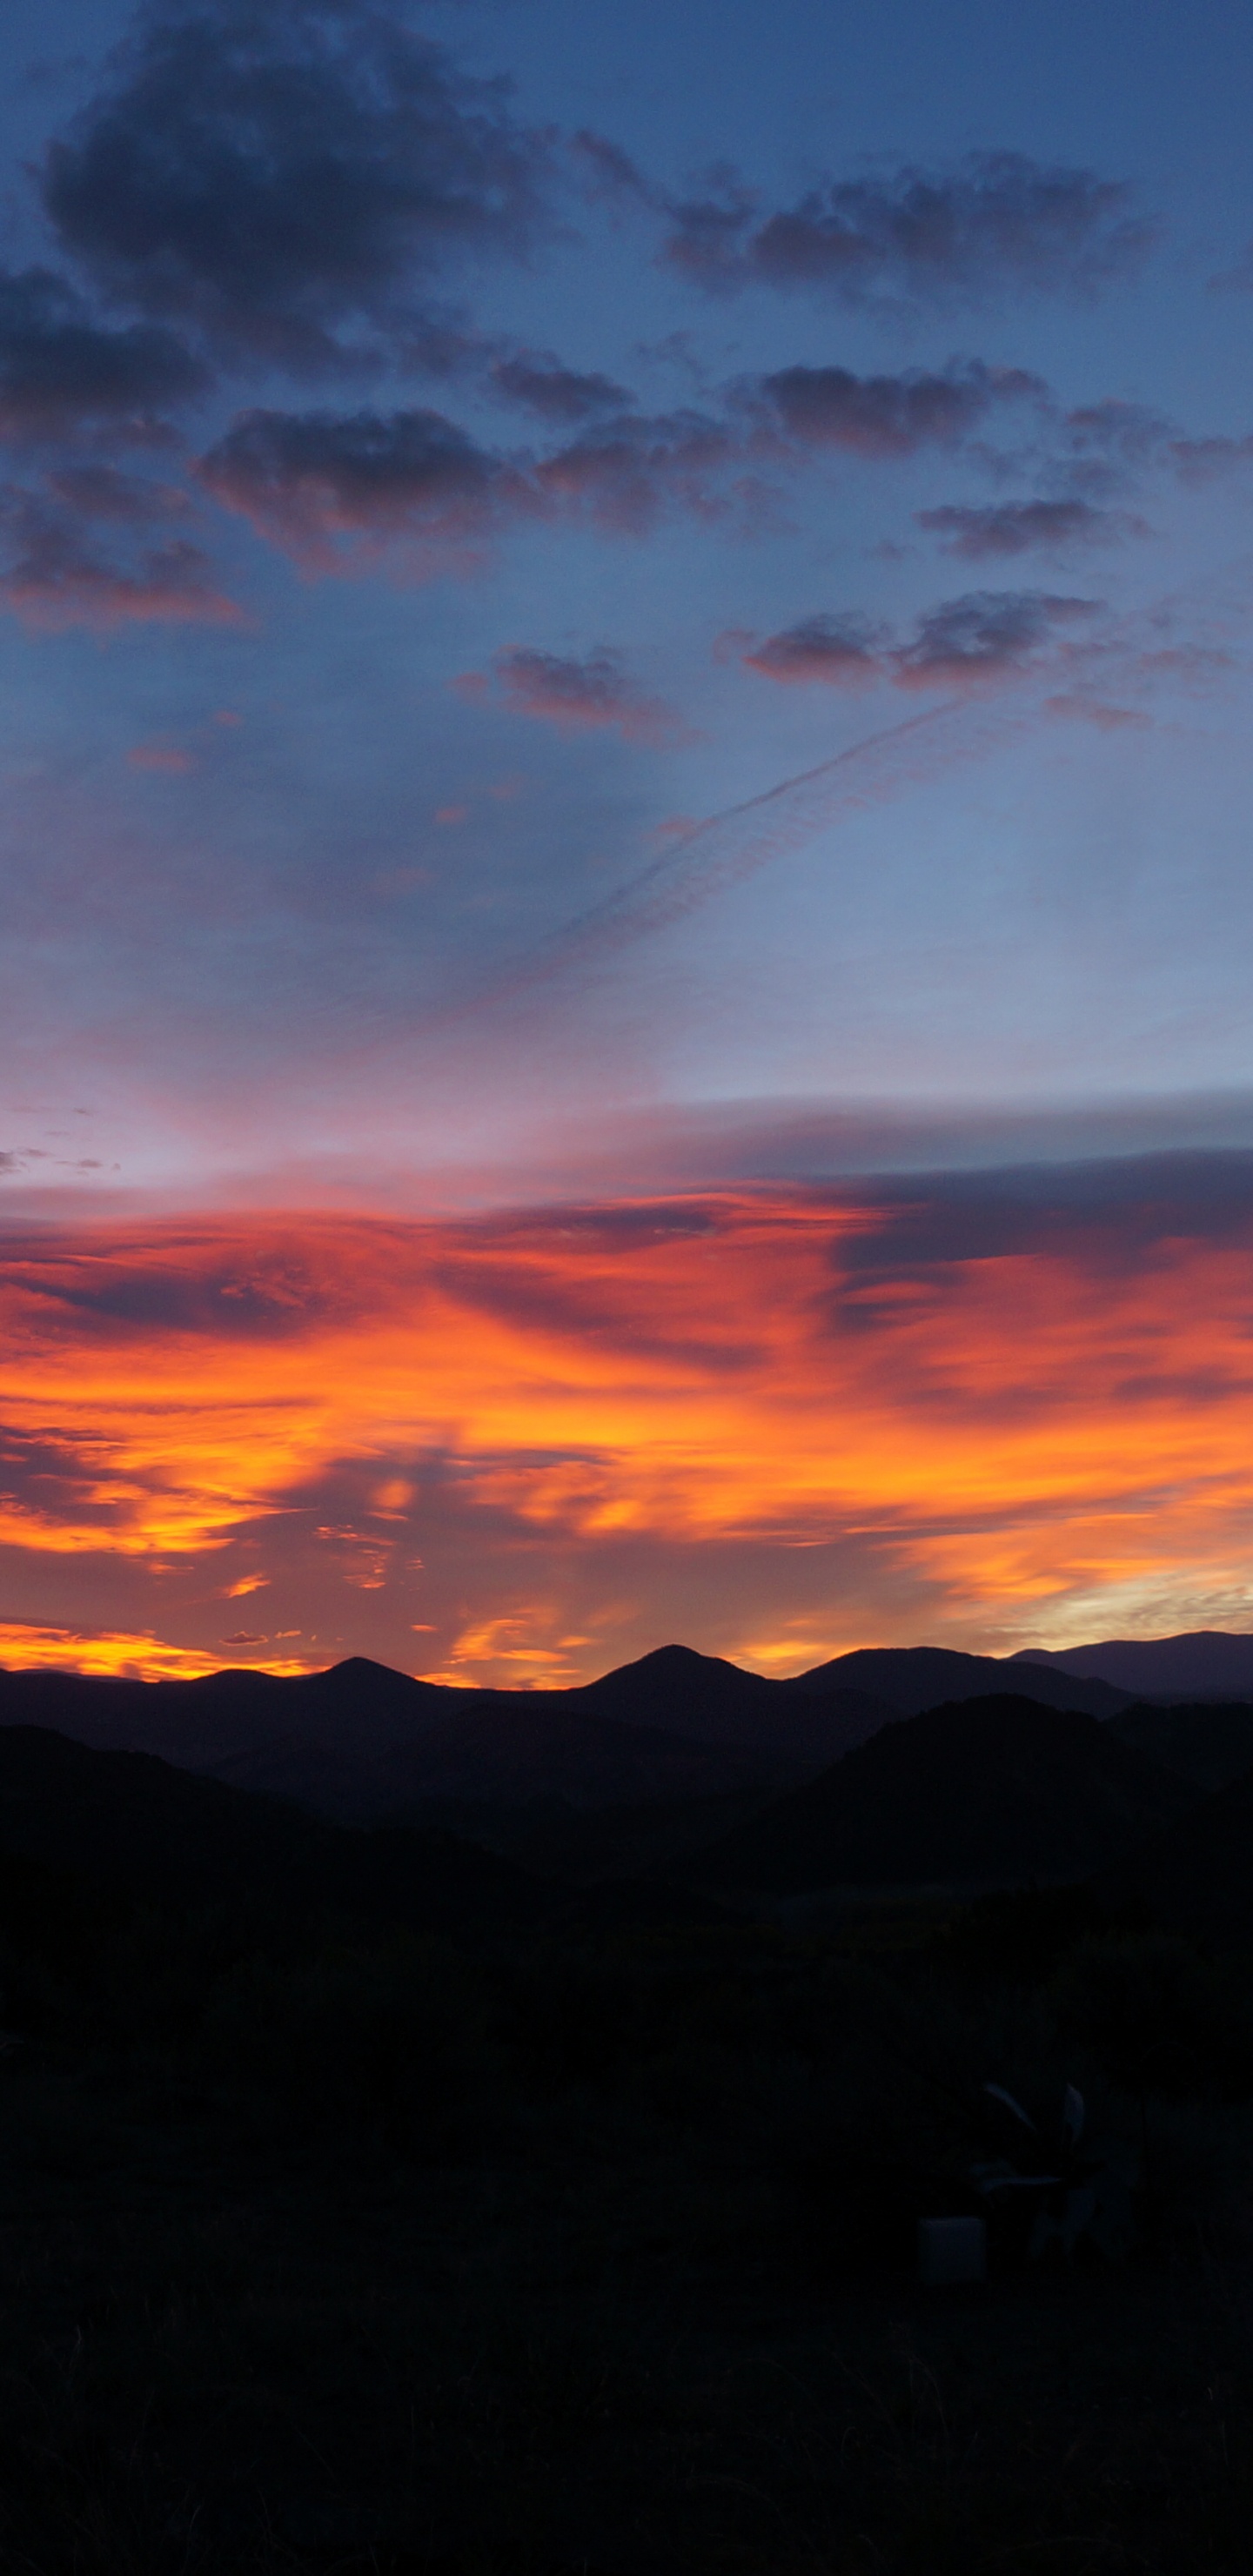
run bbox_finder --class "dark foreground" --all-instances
[1,1862,1252,2575]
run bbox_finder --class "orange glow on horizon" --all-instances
[3,1190,1253,1684]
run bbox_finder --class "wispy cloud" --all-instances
[458,646,687,745]
[660,152,1154,305]
[917,498,1150,559]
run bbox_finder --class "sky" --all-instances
[4,0,1253,1683]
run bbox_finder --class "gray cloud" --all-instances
[0,485,241,627]
[489,352,633,424]
[662,152,1152,305]
[741,589,1101,692]
[757,359,1042,456]
[463,645,686,744]
[43,0,552,372]
[892,589,1099,685]
[0,266,203,438]
[534,408,740,531]
[917,498,1150,559]
[740,613,884,684]
[198,404,533,562]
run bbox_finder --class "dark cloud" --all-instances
[42,0,551,371]
[757,360,1042,457]
[570,129,653,205]
[198,404,533,564]
[1055,399,1172,496]
[0,484,241,627]
[463,645,686,744]
[917,498,1149,558]
[489,352,633,424]
[46,463,192,524]
[0,266,203,438]
[1169,434,1253,486]
[534,408,740,531]
[738,589,1101,695]
[834,1150,1253,1283]
[740,613,883,685]
[891,589,1099,687]
[661,152,1152,305]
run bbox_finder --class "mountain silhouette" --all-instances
[0,1647,893,1819]
[787,1645,1128,1716]
[1012,1629,1253,1700]
[690,1694,1189,1895]
[0,1640,1129,1823]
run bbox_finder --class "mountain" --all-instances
[0,1647,894,1821]
[786,1644,1129,1717]
[1011,1630,1253,1701]
[1106,1701,1253,1792]
[0,1723,560,1929]
[690,1694,1190,1896]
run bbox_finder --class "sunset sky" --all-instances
[4,0,1253,1684]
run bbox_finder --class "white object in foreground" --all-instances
[918,2216,987,2286]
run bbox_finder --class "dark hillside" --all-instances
[1105,1700,1253,1791]
[1103,1761,1253,1944]
[0,1725,559,1930]
[694,1694,1190,1895]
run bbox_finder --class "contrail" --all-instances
[433,557,1253,1029]
[476,687,1035,1010]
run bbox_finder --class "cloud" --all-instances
[198,403,533,566]
[740,613,884,685]
[534,407,740,531]
[757,359,1042,457]
[488,352,633,424]
[8,1171,1253,1682]
[0,265,203,437]
[891,588,1100,686]
[1169,435,1253,486]
[739,590,1099,694]
[0,489,243,629]
[46,463,193,524]
[917,498,1150,558]
[197,364,1057,574]
[661,151,1152,305]
[462,646,687,744]
[42,0,551,371]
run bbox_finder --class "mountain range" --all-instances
[0,1634,1156,1823]
[2,1633,1253,1934]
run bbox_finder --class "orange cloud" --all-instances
[2,1186,1253,1681]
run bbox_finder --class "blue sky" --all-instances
[8,1,1253,1680]
[0,0,1251,1213]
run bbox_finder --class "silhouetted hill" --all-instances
[1106,1701,1253,1792]
[692,1694,1190,1895]
[786,1645,1129,1717]
[0,1725,561,1929]
[1012,1629,1253,1701]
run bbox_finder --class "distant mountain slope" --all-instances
[692,1695,1190,1895]
[1012,1630,1253,1700]
[1106,1701,1253,1792]
[0,1724,559,1929]
[787,1644,1129,1717]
